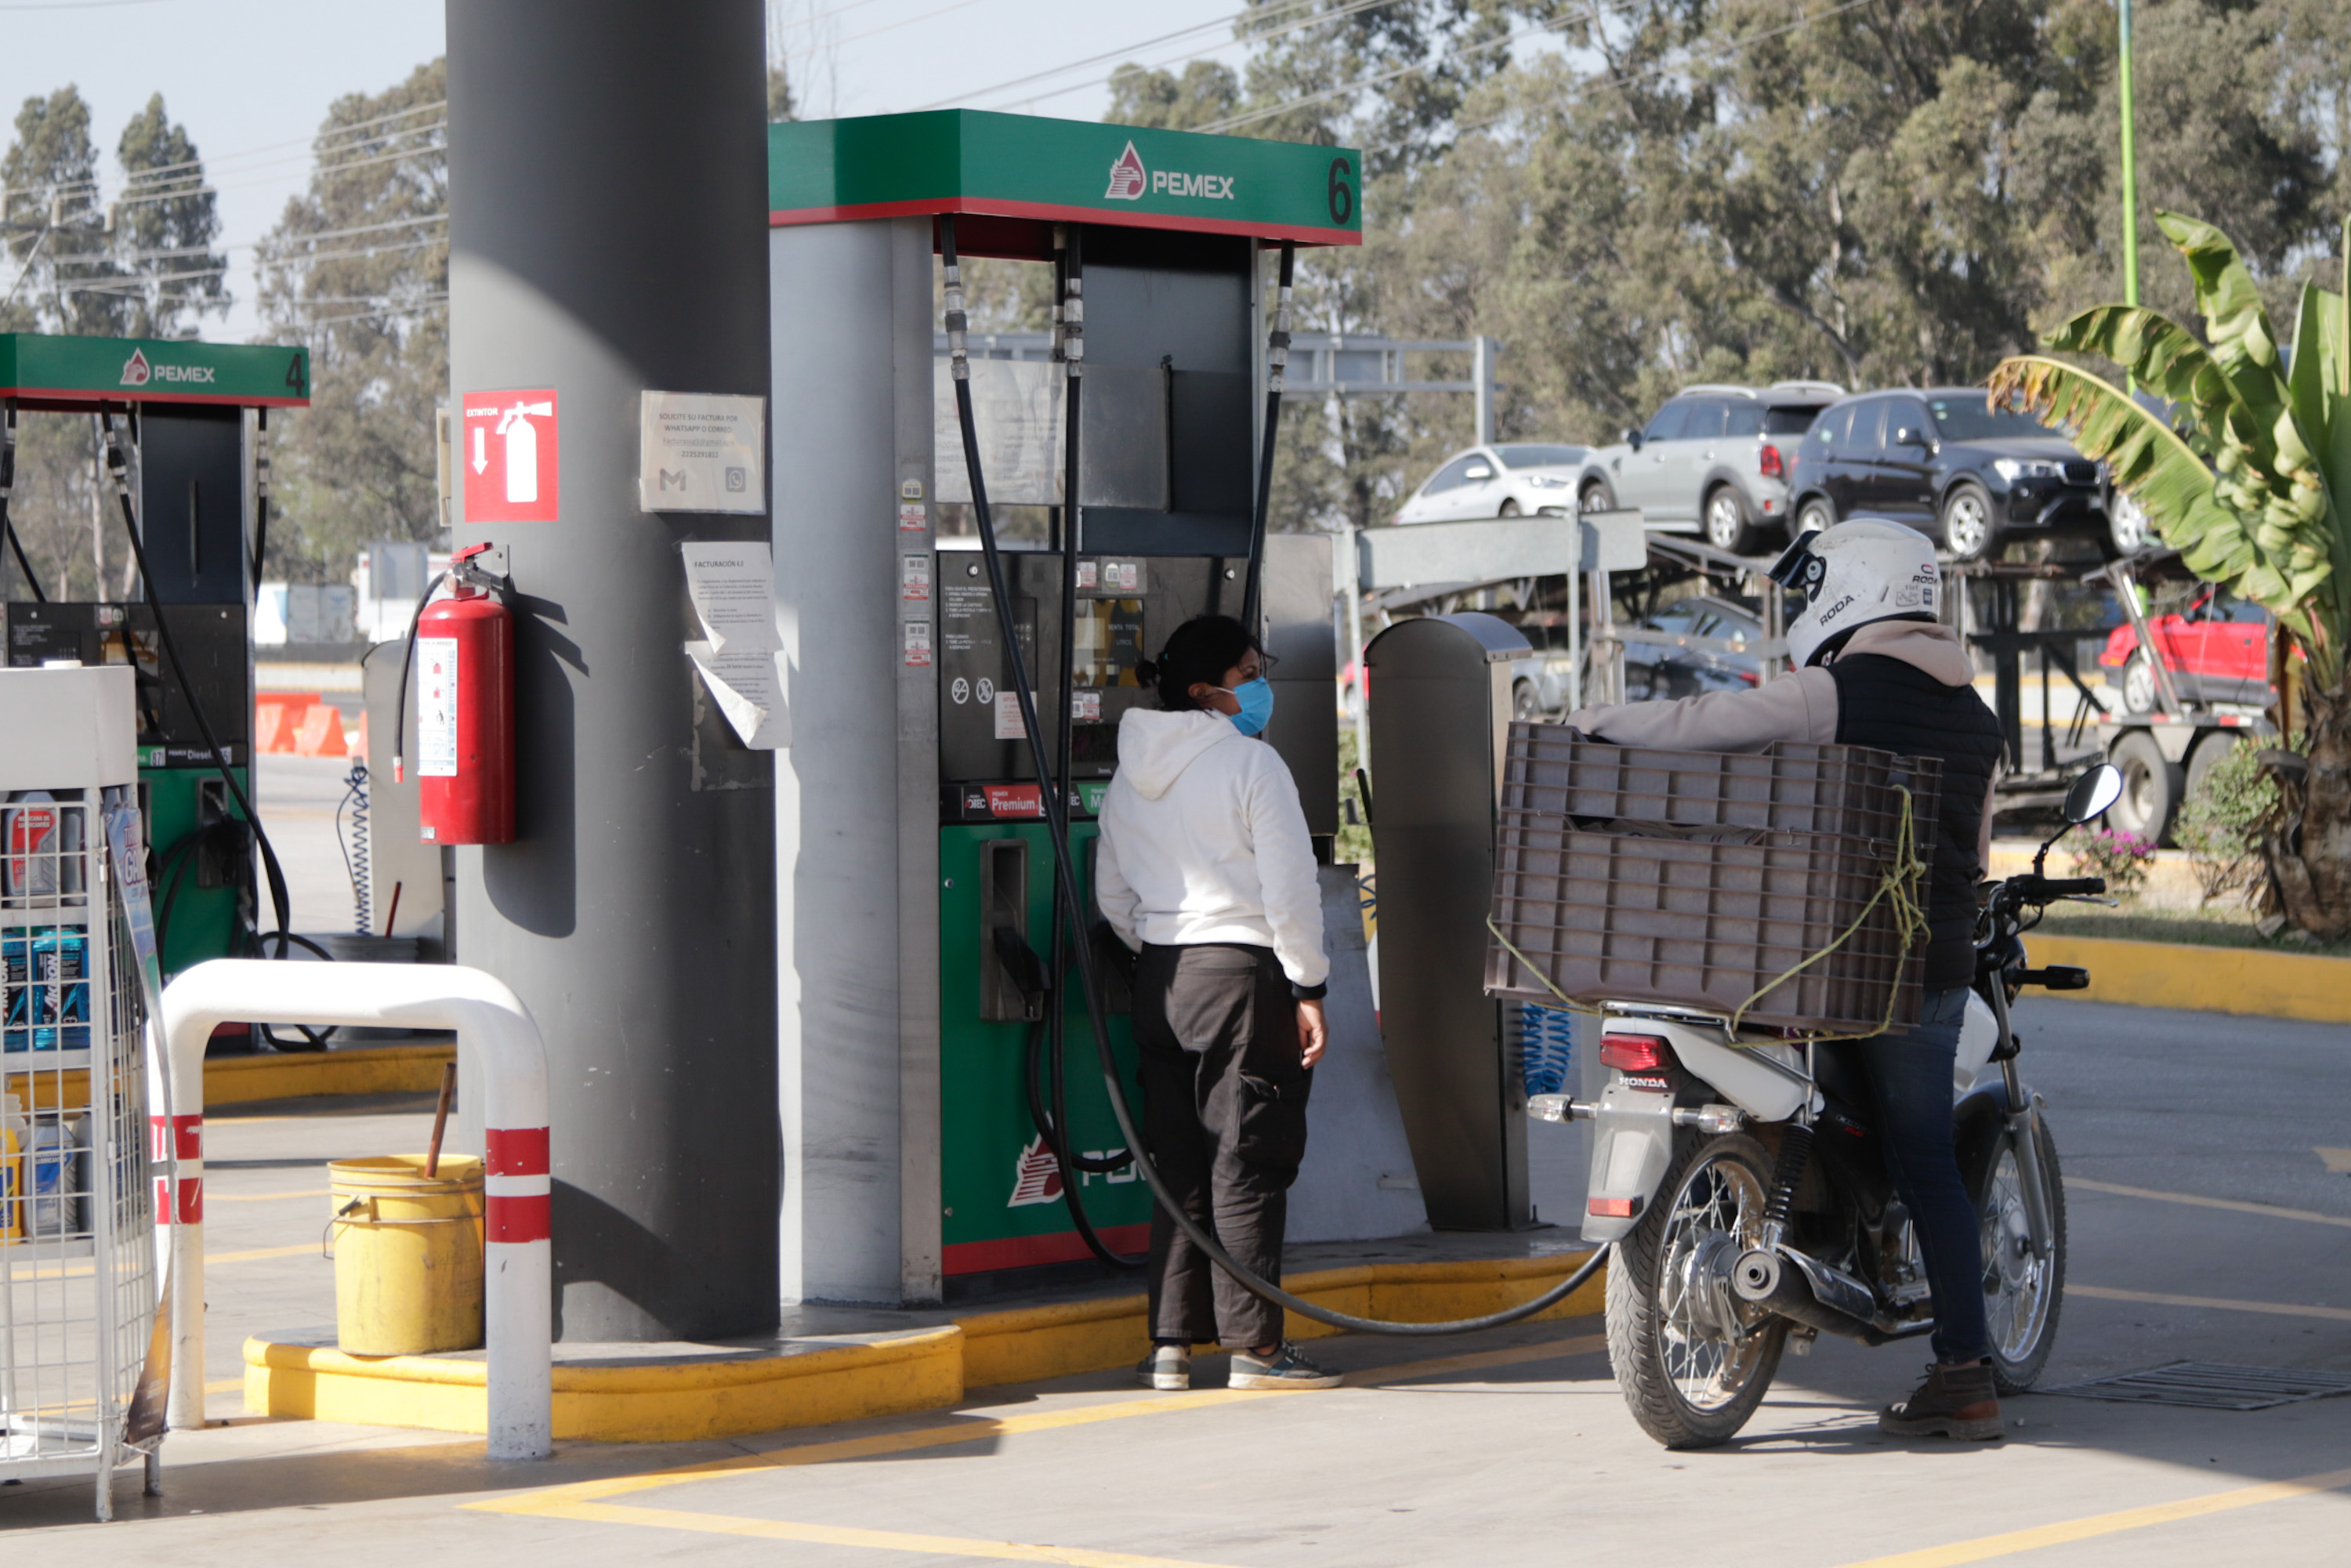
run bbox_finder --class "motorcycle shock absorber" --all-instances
[1760,1121,1815,1251]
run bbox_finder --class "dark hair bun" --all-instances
[1149,615,1260,712]
[1132,657,1161,686]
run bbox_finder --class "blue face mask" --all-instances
[1223,677,1276,737]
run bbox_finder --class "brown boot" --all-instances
[1878,1361,2004,1441]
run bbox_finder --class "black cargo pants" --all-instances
[1134,942,1313,1351]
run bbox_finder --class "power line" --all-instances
[1207,0,1869,141]
[5,100,447,202]
[918,0,1407,115]
[778,0,998,62]
[909,0,1318,111]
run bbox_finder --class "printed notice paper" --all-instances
[680,542,780,654]
[679,542,787,748]
[686,640,789,749]
[640,390,766,514]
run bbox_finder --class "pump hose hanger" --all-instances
[937,215,1606,1336]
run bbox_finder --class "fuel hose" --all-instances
[940,217,1607,1334]
[100,410,337,1049]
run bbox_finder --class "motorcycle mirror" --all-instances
[2064,763,2123,824]
[2034,762,2124,876]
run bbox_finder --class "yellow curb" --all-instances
[2023,935,2351,1024]
[245,1325,966,1444]
[205,1041,455,1105]
[242,1252,1606,1443]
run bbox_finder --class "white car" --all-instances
[1393,443,1589,524]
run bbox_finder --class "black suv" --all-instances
[1786,389,2109,559]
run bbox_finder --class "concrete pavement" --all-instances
[3,998,2346,1563]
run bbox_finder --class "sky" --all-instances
[0,0,1248,342]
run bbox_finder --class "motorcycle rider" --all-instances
[1563,519,2008,1440]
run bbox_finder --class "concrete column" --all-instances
[769,217,938,1305]
[446,0,778,1341]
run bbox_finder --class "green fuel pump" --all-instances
[768,111,1604,1323]
[1,334,311,994]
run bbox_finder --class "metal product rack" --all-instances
[2,667,164,1519]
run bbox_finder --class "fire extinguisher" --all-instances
[396,543,514,845]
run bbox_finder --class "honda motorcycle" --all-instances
[1528,763,2125,1448]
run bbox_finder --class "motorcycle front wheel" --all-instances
[1605,1129,1786,1449]
[1979,1120,2067,1395]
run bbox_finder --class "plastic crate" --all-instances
[1502,722,1942,844]
[1484,811,1929,1034]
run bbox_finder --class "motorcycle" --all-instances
[1527,762,2125,1448]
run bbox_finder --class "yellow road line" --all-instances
[14,1240,317,1279]
[472,1334,1610,1560]
[470,1332,1610,1517]
[208,1189,331,1204]
[1832,1466,2351,1566]
[2067,1176,2351,1230]
[509,1500,1245,1566]
[2069,1284,2351,1323]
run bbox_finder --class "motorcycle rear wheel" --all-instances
[1979,1121,2067,1396]
[1606,1129,1786,1448]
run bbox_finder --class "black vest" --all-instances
[1826,651,2002,989]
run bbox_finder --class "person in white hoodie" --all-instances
[1566,520,2010,1442]
[1096,613,1339,1395]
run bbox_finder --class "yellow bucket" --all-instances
[327,1154,485,1356]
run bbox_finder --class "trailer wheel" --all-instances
[2184,730,2244,803]
[2107,730,2183,846]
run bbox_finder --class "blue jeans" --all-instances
[1846,986,1990,1365]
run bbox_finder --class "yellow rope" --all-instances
[1726,785,1929,1045]
[1487,787,1930,1047]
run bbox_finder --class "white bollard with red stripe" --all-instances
[158,959,552,1458]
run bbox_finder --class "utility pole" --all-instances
[2118,0,2142,388]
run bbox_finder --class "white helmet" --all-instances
[1770,519,1941,668]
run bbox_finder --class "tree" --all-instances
[1989,212,2351,936]
[255,60,447,584]
[767,63,795,123]
[112,92,228,338]
[1107,61,1240,132]
[2,85,125,336]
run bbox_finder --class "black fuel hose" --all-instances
[100,409,336,1048]
[941,217,1607,1334]
[1238,240,1295,632]
[1041,226,1145,1270]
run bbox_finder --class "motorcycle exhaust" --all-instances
[1731,1247,1930,1348]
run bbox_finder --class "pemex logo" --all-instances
[120,348,151,386]
[1104,140,1147,201]
[1006,1135,1064,1206]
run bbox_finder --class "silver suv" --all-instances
[1576,382,1842,556]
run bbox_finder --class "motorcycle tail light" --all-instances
[1600,1033,1670,1072]
[1588,1197,1641,1218]
[1759,442,1785,479]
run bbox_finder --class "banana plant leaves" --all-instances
[1988,212,2349,684]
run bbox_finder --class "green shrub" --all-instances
[2173,741,2278,907]
[2067,827,2157,900]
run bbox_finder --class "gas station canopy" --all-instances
[768,109,1363,258]
[0,332,310,412]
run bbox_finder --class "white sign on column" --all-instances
[639,391,767,514]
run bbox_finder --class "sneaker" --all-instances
[1878,1361,2004,1441]
[1227,1341,1342,1390]
[1136,1344,1190,1391]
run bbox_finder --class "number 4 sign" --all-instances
[462,389,560,523]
